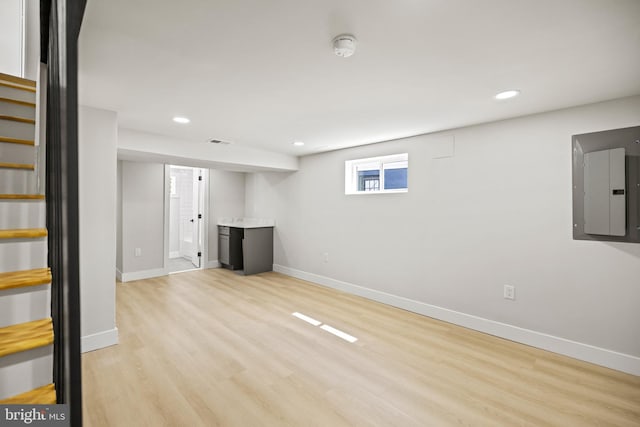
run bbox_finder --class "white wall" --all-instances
[246,96,640,374]
[208,169,246,264]
[78,105,118,352]
[121,161,165,276]
[0,0,23,76]
[23,0,39,80]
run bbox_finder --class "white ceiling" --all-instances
[78,0,640,157]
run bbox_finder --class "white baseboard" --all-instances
[206,260,221,269]
[273,264,640,376]
[120,268,167,282]
[169,251,180,258]
[115,268,122,282]
[81,327,119,353]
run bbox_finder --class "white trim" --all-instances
[164,164,171,274]
[169,251,180,258]
[201,169,209,269]
[120,268,167,282]
[273,264,640,376]
[206,260,221,269]
[81,327,119,353]
[115,268,122,282]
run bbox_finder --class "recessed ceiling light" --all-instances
[292,141,305,146]
[173,116,190,124]
[494,90,520,100]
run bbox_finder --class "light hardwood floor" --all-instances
[82,269,640,426]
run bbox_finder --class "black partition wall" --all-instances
[41,1,87,425]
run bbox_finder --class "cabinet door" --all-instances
[242,227,273,275]
[219,235,230,264]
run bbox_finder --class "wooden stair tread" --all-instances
[0,268,51,291]
[0,136,35,145]
[0,228,48,239]
[0,97,36,107]
[0,384,56,405]
[0,194,44,200]
[0,318,54,358]
[0,72,37,88]
[0,81,37,93]
[0,162,34,170]
[0,115,36,124]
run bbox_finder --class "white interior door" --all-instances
[190,170,202,268]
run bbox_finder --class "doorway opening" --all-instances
[167,165,205,273]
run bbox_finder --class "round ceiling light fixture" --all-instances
[333,34,357,58]
[292,141,305,146]
[173,116,190,124]
[494,90,521,100]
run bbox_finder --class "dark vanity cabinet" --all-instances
[218,225,274,274]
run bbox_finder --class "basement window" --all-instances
[345,153,408,195]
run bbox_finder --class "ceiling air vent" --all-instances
[207,138,231,145]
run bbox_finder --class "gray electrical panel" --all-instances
[572,126,640,243]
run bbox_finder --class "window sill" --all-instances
[345,189,408,196]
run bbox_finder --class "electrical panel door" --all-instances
[584,148,626,236]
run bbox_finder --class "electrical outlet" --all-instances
[323,252,329,263]
[135,248,142,257]
[504,285,515,300]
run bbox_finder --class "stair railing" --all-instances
[41,1,87,426]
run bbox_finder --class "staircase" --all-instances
[0,72,56,404]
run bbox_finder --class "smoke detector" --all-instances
[333,34,357,58]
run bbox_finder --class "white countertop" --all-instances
[217,218,275,228]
